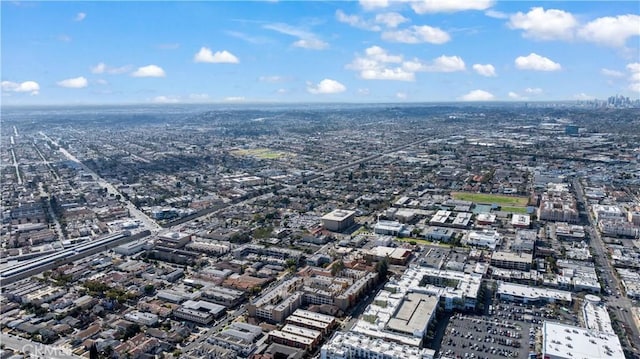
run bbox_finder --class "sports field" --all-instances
[230,148,294,159]
[451,192,528,207]
[499,206,529,214]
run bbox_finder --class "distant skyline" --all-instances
[1,1,639,105]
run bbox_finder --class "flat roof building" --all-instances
[321,331,435,359]
[511,214,531,228]
[491,251,533,271]
[322,209,356,232]
[542,321,624,359]
[497,282,572,304]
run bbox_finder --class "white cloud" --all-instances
[276,88,288,94]
[264,23,328,50]
[525,87,543,95]
[375,12,408,28]
[194,47,239,63]
[357,88,370,95]
[131,65,166,77]
[152,95,180,104]
[189,93,210,101]
[472,63,496,77]
[460,89,495,101]
[1,80,40,95]
[396,92,407,99]
[508,91,522,99]
[57,76,88,88]
[336,10,380,31]
[485,9,508,19]
[601,68,625,78]
[578,14,640,47]
[359,0,389,11]
[382,25,450,44]
[427,55,466,72]
[224,96,246,102]
[90,62,131,74]
[74,12,86,21]
[410,0,494,14]
[307,79,346,94]
[364,46,403,63]
[347,46,413,81]
[508,7,577,40]
[293,38,329,50]
[515,53,561,71]
[347,46,465,81]
[96,79,109,85]
[573,93,595,100]
[627,63,640,92]
[57,34,72,42]
[226,31,270,44]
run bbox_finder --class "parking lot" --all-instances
[437,298,584,359]
[438,313,532,359]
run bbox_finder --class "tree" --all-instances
[331,260,345,276]
[143,284,155,295]
[376,258,389,280]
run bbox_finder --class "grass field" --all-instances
[395,237,451,247]
[230,148,294,160]
[499,206,529,214]
[451,191,528,207]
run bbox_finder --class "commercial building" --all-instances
[511,214,531,228]
[114,240,148,255]
[464,230,501,249]
[201,285,245,307]
[157,231,191,249]
[555,223,586,241]
[363,246,412,265]
[497,282,572,305]
[491,251,533,271]
[321,331,435,359]
[124,311,159,326]
[475,213,496,225]
[174,300,226,325]
[208,322,262,357]
[542,321,624,359]
[373,220,406,236]
[424,227,454,242]
[321,209,356,232]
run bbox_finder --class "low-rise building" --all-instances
[497,282,572,304]
[491,251,532,271]
[321,331,435,359]
[542,321,624,359]
[124,311,159,326]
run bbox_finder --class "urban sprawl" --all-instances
[1,102,640,359]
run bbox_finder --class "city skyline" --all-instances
[2,0,639,105]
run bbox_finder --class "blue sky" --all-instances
[1,1,639,105]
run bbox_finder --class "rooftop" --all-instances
[543,321,624,359]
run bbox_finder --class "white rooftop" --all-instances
[322,209,356,221]
[543,321,624,359]
[497,282,572,302]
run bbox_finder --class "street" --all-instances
[574,178,640,353]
